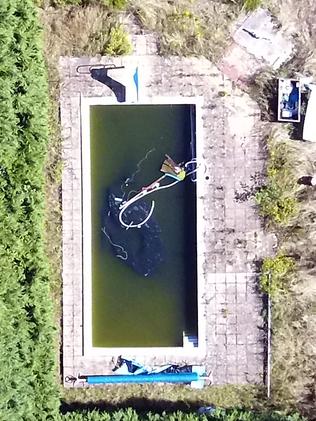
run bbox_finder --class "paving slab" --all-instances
[233,8,293,68]
[219,8,294,84]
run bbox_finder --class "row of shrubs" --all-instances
[256,134,297,296]
[60,408,305,421]
[35,0,127,8]
[0,1,60,419]
[255,135,298,226]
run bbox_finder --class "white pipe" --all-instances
[267,272,272,399]
[185,159,198,182]
[119,200,155,229]
[119,176,165,213]
[186,168,198,177]
[118,159,198,230]
[118,178,179,229]
[151,179,179,190]
[184,158,197,169]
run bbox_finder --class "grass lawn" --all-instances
[62,384,264,413]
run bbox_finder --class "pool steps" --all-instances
[183,332,198,348]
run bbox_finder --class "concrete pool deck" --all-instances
[60,43,275,386]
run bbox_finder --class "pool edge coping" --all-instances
[81,95,207,357]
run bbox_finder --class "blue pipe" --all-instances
[86,372,199,385]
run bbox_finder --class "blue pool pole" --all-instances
[133,66,139,101]
[86,372,199,385]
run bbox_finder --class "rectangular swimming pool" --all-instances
[81,97,205,355]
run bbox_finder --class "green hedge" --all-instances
[0,1,59,419]
[59,408,305,421]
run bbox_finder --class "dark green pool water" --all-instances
[90,104,197,347]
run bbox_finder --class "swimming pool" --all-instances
[81,97,205,356]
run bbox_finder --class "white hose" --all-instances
[118,178,179,229]
[119,177,165,215]
[151,179,180,191]
[186,168,198,177]
[184,158,197,169]
[185,159,198,182]
[118,159,198,230]
[119,200,155,229]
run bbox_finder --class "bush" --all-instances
[88,23,132,56]
[159,8,204,56]
[58,408,306,421]
[221,0,261,12]
[106,0,127,9]
[255,186,298,225]
[255,137,298,225]
[260,254,295,296]
[243,0,262,11]
[0,1,59,419]
[51,0,82,5]
[129,0,240,60]
[46,0,128,9]
[102,24,132,56]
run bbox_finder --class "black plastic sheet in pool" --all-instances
[102,184,164,277]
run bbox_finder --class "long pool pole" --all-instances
[85,372,199,385]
